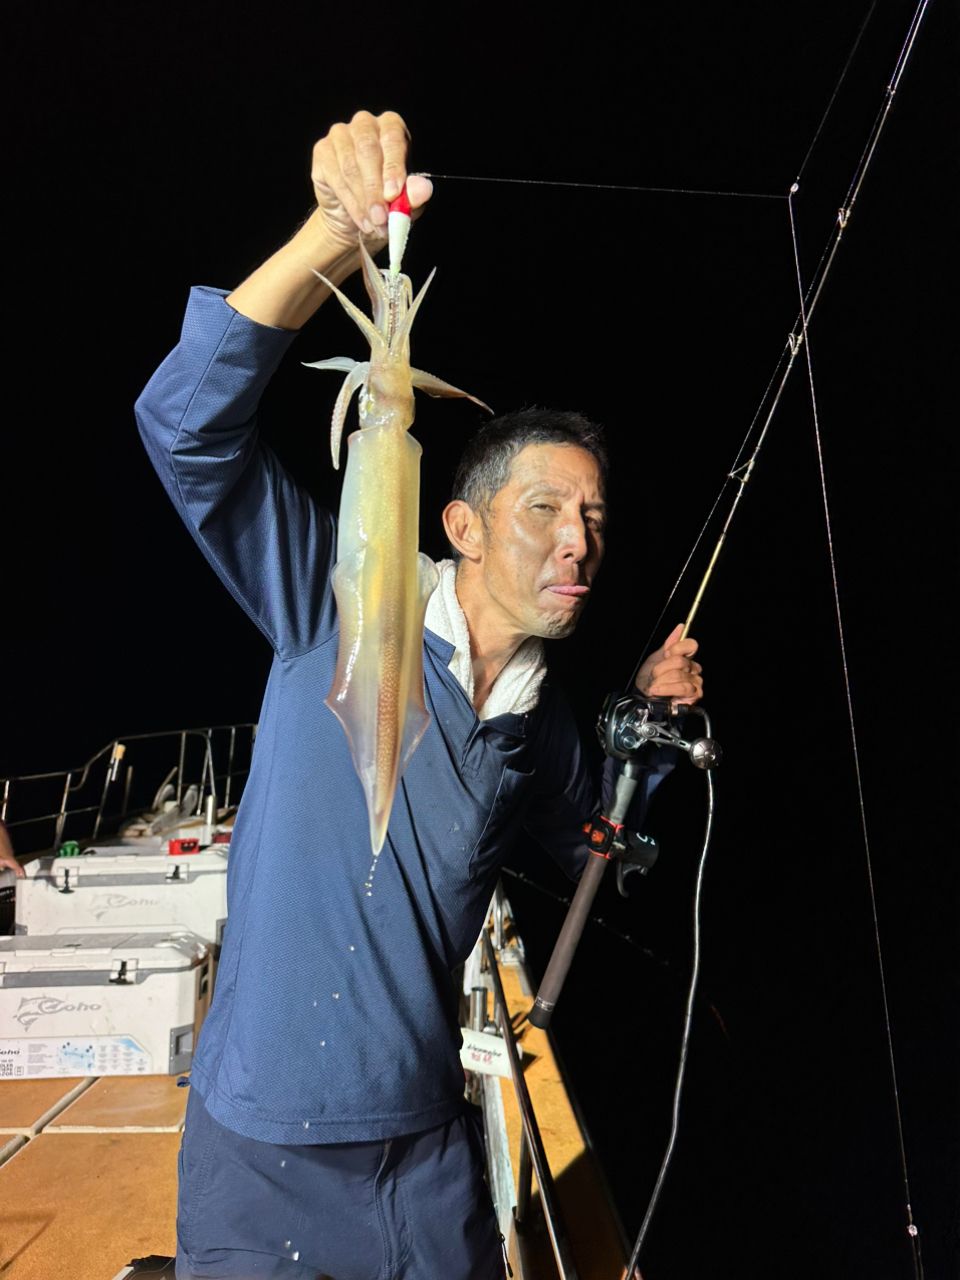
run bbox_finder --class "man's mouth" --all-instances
[545,584,590,598]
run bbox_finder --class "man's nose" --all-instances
[556,518,588,563]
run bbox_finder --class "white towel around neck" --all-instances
[424,559,546,720]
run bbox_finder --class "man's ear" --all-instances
[442,499,484,563]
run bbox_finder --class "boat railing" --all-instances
[0,724,257,855]
[481,900,581,1280]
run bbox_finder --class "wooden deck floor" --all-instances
[0,972,628,1279]
[0,1077,183,1279]
[494,943,629,1279]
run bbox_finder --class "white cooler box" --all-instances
[16,848,228,945]
[0,930,210,1078]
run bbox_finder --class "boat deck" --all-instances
[0,1077,183,1278]
[494,952,627,1278]
[0,941,626,1279]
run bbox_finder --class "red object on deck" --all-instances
[168,837,200,855]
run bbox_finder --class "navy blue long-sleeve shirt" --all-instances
[135,286,671,1143]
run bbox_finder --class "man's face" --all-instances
[474,443,606,640]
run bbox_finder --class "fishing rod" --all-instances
[514,2,934,1274]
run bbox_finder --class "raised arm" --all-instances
[135,112,433,657]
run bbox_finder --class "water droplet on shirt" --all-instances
[292,1251,300,1262]
[348,945,356,952]
[284,1240,291,1249]
[303,1120,310,1130]
[366,891,372,897]
[332,992,340,999]
[320,1039,326,1047]
[280,1159,286,1168]
[312,1000,318,1007]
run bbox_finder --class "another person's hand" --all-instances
[0,821,25,879]
[635,624,703,706]
[311,110,433,252]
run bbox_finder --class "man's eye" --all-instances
[532,503,557,513]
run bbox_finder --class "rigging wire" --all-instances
[786,188,924,1279]
[419,172,784,201]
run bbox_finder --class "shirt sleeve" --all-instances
[135,286,338,657]
[521,689,675,881]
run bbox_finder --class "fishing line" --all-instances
[618,3,933,1272]
[794,0,879,184]
[625,338,796,688]
[420,172,784,202]
[438,3,932,1269]
[787,188,924,1279]
[625,770,714,1278]
[625,0,931,683]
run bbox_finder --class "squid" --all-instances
[305,201,489,854]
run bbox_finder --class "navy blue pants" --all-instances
[176,1088,504,1279]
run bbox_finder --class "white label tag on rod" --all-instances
[459,1027,517,1079]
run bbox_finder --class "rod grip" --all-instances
[528,853,609,1028]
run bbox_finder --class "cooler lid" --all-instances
[32,850,228,887]
[0,930,208,975]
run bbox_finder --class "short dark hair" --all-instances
[448,408,608,560]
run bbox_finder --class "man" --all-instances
[136,110,702,1280]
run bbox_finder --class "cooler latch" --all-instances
[109,958,138,984]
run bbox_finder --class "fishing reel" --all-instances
[597,690,721,769]
[591,691,720,897]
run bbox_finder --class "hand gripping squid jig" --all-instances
[305,191,489,853]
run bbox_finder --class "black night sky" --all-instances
[3,2,958,1276]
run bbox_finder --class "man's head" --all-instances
[443,409,608,642]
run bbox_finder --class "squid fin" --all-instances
[398,553,440,776]
[326,548,438,853]
[325,546,376,824]
[326,544,396,854]
[411,368,492,414]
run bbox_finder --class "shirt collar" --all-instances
[424,559,546,720]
